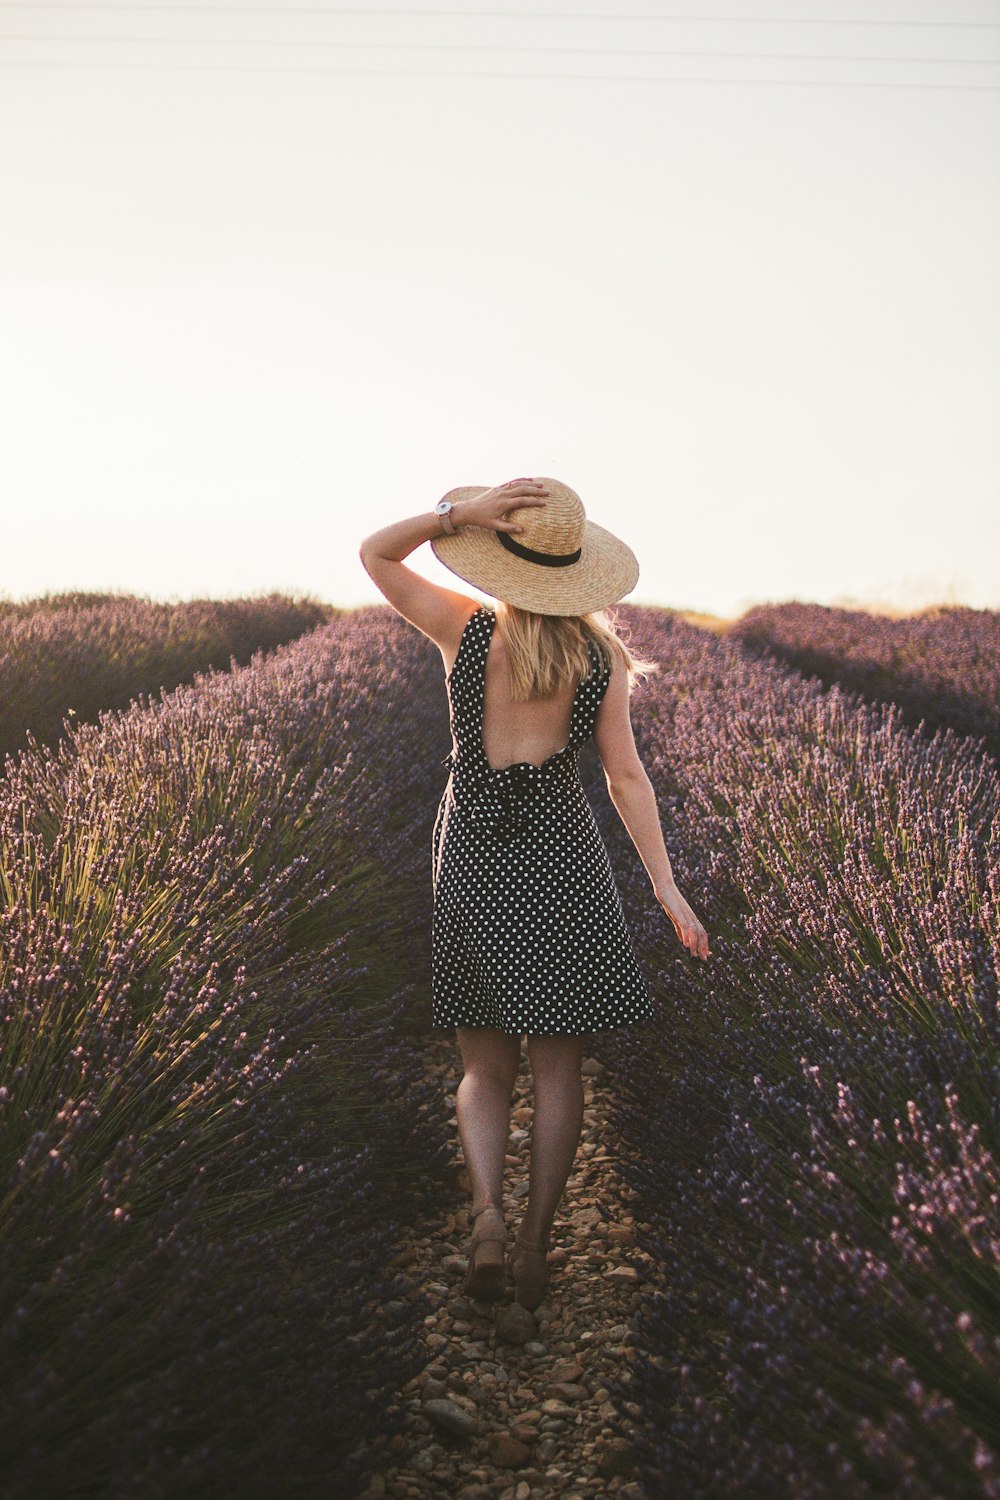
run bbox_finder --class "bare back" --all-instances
[480,627,577,773]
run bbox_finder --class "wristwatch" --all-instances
[434,498,460,535]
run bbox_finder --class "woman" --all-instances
[359,476,710,1311]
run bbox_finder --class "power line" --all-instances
[3,33,997,63]
[0,57,997,85]
[0,4,997,24]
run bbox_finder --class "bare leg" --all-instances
[520,1033,585,1244]
[455,1026,522,1216]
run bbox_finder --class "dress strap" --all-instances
[569,637,612,748]
[440,606,490,772]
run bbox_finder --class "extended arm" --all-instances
[594,657,711,959]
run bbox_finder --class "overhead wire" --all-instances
[0,61,995,87]
[0,5,996,86]
[0,5,997,22]
[1,32,997,64]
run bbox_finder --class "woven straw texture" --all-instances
[429,477,639,616]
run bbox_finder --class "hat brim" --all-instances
[430,487,639,616]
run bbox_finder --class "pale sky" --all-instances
[2,2,998,619]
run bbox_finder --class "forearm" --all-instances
[606,771,677,894]
[359,500,473,562]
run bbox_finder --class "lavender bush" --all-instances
[729,601,1000,764]
[14,588,995,1497]
[583,606,999,1500]
[0,590,338,766]
[0,606,455,1499]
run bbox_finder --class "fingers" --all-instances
[503,479,548,495]
[680,907,709,960]
[496,481,548,533]
[673,911,711,959]
[688,926,711,960]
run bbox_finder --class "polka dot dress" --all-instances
[431,605,655,1037]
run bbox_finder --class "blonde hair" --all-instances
[493,600,660,703]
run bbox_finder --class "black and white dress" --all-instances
[431,605,655,1036]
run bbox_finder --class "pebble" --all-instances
[352,1034,653,1500]
[494,1303,535,1346]
[422,1398,481,1439]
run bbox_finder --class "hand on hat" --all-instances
[461,478,549,535]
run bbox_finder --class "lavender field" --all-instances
[1,598,997,1498]
[729,601,1000,764]
[591,605,999,1499]
[0,607,456,1498]
[0,590,337,766]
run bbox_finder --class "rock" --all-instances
[494,1302,535,1345]
[596,1436,636,1479]
[422,1398,480,1440]
[545,1381,588,1402]
[540,1398,574,1416]
[488,1432,532,1468]
[605,1265,641,1283]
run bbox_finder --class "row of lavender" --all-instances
[0,589,337,766]
[584,606,999,1499]
[729,601,1000,764]
[0,607,454,1499]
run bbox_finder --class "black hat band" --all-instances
[496,530,582,568]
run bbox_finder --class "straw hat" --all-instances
[429,477,640,617]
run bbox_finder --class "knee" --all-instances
[462,1061,518,1095]
[457,1028,522,1094]
[526,1034,584,1083]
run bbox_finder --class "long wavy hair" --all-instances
[492,599,659,703]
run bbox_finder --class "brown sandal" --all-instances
[509,1228,551,1310]
[462,1205,508,1300]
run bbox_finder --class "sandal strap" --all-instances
[514,1232,550,1254]
[469,1206,507,1247]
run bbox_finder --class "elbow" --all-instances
[605,764,648,799]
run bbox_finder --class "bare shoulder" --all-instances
[593,650,646,786]
[436,597,485,676]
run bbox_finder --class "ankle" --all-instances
[470,1199,503,1219]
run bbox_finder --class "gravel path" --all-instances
[353,1034,654,1500]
